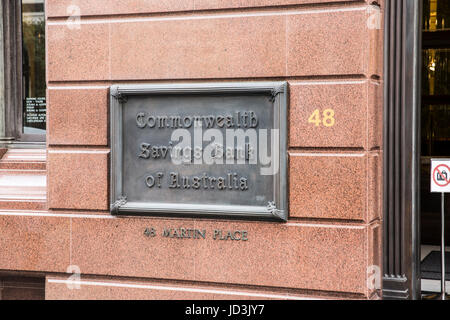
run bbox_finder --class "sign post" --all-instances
[431,159,450,300]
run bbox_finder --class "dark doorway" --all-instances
[420,0,450,296]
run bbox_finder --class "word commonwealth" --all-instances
[136,111,259,129]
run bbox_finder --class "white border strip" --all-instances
[0,211,115,219]
[287,222,365,229]
[47,81,368,91]
[48,86,110,90]
[289,153,366,157]
[0,211,364,228]
[289,80,367,86]
[48,6,366,25]
[48,150,109,154]
[47,279,319,300]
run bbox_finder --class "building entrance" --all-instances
[420,0,450,297]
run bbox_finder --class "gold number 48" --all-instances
[308,109,335,127]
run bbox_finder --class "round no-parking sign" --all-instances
[431,159,450,193]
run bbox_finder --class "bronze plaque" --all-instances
[110,82,288,220]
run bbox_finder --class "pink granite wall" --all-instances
[2,0,384,299]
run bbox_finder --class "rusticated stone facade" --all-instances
[0,0,384,300]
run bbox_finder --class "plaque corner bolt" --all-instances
[112,91,128,103]
[270,86,284,102]
[267,201,283,218]
[111,195,128,214]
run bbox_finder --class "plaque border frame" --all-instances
[110,82,288,221]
